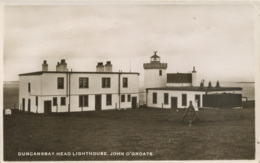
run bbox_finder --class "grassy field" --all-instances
[4,108,255,161]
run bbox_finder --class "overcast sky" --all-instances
[4,4,255,82]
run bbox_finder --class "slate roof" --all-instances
[146,86,242,92]
[167,73,192,83]
[19,71,139,76]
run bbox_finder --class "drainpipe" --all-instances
[146,89,148,107]
[118,70,121,109]
[66,71,69,112]
[68,69,72,112]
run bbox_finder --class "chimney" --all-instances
[96,62,104,72]
[104,61,112,72]
[200,81,204,88]
[208,81,212,88]
[56,59,68,72]
[56,62,60,71]
[59,59,68,71]
[216,81,220,88]
[42,60,48,71]
[191,66,197,86]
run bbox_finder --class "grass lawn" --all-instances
[4,107,255,161]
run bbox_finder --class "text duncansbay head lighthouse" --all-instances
[19,52,242,113]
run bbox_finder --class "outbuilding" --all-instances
[4,109,12,115]
[146,86,242,109]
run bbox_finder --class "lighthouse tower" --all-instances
[143,51,167,89]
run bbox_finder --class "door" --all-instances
[22,98,25,112]
[95,95,102,111]
[28,99,31,112]
[171,97,178,108]
[44,101,52,114]
[195,95,201,107]
[132,97,137,109]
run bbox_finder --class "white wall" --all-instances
[120,74,139,94]
[144,69,166,89]
[19,75,42,112]
[147,90,205,109]
[70,73,118,95]
[19,72,139,113]
[41,73,68,96]
[206,90,242,94]
[166,83,192,87]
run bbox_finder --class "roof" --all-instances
[19,71,139,76]
[167,73,192,83]
[151,54,160,59]
[146,86,242,92]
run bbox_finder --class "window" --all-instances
[28,83,31,92]
[53,97,57,106]
[159,70,162,76]
[61,97,66,106]
[153,93,157,104]
[79,77,89,88]
[121,94,125,102]
[102,78,110,88]
[57,77,64,89]
[182,94,187,106]
[123,78,128,88]
[106,94,112,106]
[35,96,38,106]
[128,94,131,102]
[164,93,168,105]
[79,95,88,107]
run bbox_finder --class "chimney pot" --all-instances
[97,62,103,66]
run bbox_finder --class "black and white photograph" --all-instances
[1,0,259,162]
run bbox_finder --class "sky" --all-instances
[3,3,256,82]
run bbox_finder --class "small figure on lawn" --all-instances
[194,100,199,112]
[182,101,199,126]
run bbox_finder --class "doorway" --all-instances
[44,101,52,114]
[171,97,178,108]
[95,95,102,111]
[132,96,137,109]
[22,98,25,112]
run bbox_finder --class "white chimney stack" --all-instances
[104,61,112,72]
[96,62,104,72]
[42,60,48,71]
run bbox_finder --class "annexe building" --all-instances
[19,60,139,114]
[144,52,243,109]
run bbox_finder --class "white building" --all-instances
[144,52,243,109]
[4,109,12,115]
[19,60,139,114]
